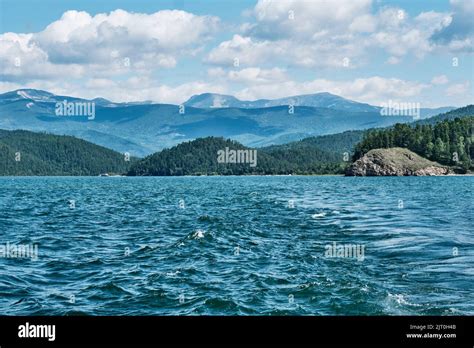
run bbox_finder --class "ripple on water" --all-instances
[0,176,472,315]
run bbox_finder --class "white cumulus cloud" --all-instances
[207,0,454,68]
[0,9,220,81]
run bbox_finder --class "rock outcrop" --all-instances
[346,147,452,176]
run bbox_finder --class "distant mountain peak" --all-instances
[92,97,112,103]
[15,88,53,95]
[183,91,378,112]
[184,93,240,108]
[15,89,55,100]
[0,89,57,104]
[1,89,116,106]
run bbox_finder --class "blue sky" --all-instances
[0,0,472,107]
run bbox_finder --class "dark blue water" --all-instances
[0,176,472,315]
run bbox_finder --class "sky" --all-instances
[0,0,473,107]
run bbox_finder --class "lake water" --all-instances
[0,176,472,315]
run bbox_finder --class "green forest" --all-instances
[353,116,474,172]
[128,136,347,176]
[0,130,134,175]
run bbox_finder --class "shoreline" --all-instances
[0,174,472,178]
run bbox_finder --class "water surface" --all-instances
[0,176,472,315]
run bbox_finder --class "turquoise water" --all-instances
[0,176,472,315]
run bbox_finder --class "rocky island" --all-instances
[346,147,452,176]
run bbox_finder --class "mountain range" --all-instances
[0,89,455,156]
[182,92,453,116]
[183,92,381,112]
[0,106,471,176]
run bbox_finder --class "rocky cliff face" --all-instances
[346,147,452,176]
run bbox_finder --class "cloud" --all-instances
[207,0,374,68]
[206,35,283,67]
[430,0,474,52]
[371,9,452,59]
[207,34,366,69]
[1,1,471,109]
[431,75,449,85]
[227,67,287,84]
[0,32,85,81]
[249,0,372,39]
[386,56,401,65]
[208,66,287,84]
[446,81,470,96]
[0,9,220,81]
[206,0,455,69]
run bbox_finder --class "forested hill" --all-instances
[414,105,474,125]
[127,137,347,176]
[262,130,365,158]
[258,105,473,162]
[0,129,135,175]
[353,117,474,172]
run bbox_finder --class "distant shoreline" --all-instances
[1,174,472,178]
